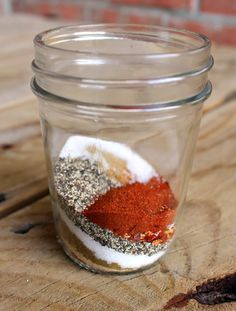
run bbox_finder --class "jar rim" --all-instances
[34,23,211,59]
[31,77,212,111]
[31,56,213,86]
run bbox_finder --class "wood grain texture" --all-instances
[0,100,45,186]
[0,15,61,216]
[0,14,236,311]
[0,177,48,219]
[0,194,235,311]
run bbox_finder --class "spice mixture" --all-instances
[55,157,120,212]
[55,155,177,258]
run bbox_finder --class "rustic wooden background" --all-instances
[0,14,235,311]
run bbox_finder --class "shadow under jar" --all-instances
[31,24,213,274]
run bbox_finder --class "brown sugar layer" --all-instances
[56,216,129,272]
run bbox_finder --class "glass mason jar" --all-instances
[31,24,213,274]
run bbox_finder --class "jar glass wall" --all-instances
[32,25,212,274]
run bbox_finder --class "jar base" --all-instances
[55,214,167,275]
[58,236,162,275]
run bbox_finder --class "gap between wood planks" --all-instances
[0,177,49,219]
[0,91,234,219]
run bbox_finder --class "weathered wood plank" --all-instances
[0,14,62,109]
[0,15,61,216]
[0,190,235,311]
[0,100,47,201]
[0,177,48,219]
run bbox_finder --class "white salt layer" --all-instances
[60,135,156,183]
[59,208,166,270]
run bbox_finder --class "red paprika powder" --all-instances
[82,177,177,244]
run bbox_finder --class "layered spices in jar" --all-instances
[54,136,177,273]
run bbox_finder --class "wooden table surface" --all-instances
[0,14,236,311]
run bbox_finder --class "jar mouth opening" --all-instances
[34,24,211,58]
[33,24,212,108]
